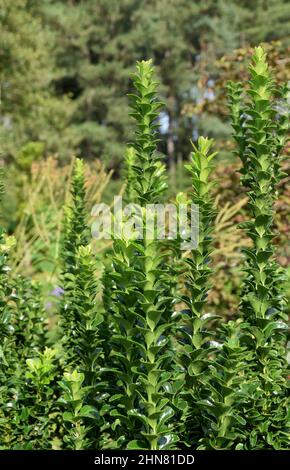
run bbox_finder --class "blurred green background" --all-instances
[1,1,290,173]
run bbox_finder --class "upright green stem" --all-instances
[108,60,175,449]
[228,46,290,449]
[177,137,219,445]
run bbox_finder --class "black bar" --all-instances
[0,450,289,468]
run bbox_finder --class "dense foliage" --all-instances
[1,0,290,171]
[0,47,289,450]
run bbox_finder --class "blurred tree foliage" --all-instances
[39,0,206,170]
[0,0,74,162]
[185,42,290,137]
[1,0,290,171]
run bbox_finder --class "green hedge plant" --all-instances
[106,60,176,450]
[0,47,288,451]
[228,46,290,449]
